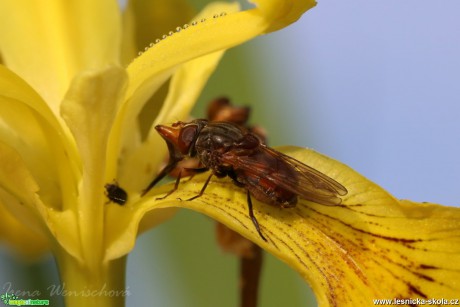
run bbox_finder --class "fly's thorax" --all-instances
[195,122,246,153]
[194,121,246,168]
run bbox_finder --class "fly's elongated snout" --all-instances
[155,124,180,143]
[156,122,204,156]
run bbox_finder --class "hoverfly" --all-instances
[142,119,347,241]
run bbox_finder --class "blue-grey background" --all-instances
[1,1,459,306]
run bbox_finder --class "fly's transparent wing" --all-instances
[221,145,347,206]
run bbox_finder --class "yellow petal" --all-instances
[0,142,42,231]
[0,0,122,110]
[0,65,82,259]
[138,146,460,305]
[121,0,195,63]
[61,66,127,187]
[0,65,79,211]
[0,141,75,259]
[251,0,317,33]
[47,208,82,263]
[104,204,177,262]
[0,200,49,259]
[120,3,138,66]
[60,66,127,263]
[0,65,66,136]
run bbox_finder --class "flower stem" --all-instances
[54,251,127,307]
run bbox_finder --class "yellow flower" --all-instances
[0,0,316,306]
[1,1,459,307]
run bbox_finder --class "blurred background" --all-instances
[1,1,459,306]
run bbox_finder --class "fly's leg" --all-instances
[159,168,211,200]
[247,191,267,242]
[185,173,213,201]
[155,170,182,200]
[141,160,179,196]
[143,163,210,199]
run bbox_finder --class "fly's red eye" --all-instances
[178,125,198,154]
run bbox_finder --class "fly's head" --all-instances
[155,119,209,159]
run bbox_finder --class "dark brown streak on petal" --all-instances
[337,203,400,218]
[407,283,428,298]
[303,205,423,244]
[419,264,452,272]
[418,264,440,270]
[412,271,435,282]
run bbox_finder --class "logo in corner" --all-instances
[1,292,49,306]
